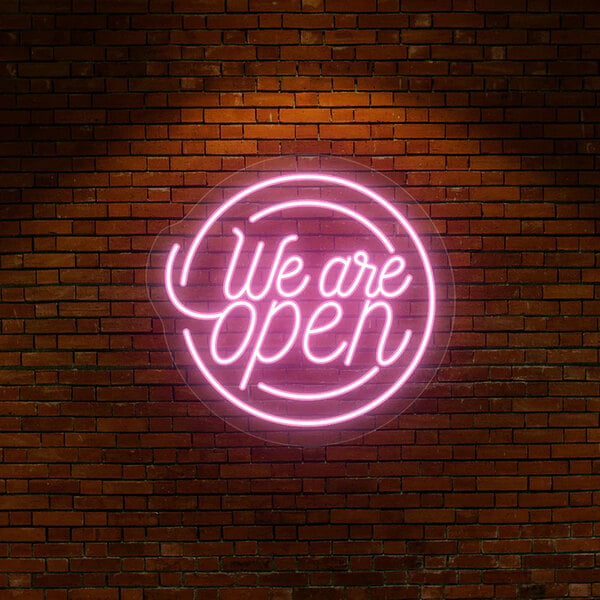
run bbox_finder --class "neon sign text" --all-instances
[167,229,414,390]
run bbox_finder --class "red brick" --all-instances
[1,593,44,600]
[68,590,119,600]
[2,2,600,598]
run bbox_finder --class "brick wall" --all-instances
[1,0,599,598]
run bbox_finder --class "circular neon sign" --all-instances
[149,158,452,444]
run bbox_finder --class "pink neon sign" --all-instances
[163,173,436,429]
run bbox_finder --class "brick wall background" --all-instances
[1,0,599,598]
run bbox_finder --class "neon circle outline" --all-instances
[168,173,436,428]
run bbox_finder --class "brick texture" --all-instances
[1,0,599,598]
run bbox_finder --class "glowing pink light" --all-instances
[184,328,381,427]
[318,251,412,299]
[344,301,413,367]
[165,243,220,320]
[302,301,348,364]
[209,301,256,366]
[224,228,308,302]
[376,255,412,298]
[250,199,394,254]
[276,255,309,298]
[258,366,380,402]
[166,173,437,428]
[239,299,301,391]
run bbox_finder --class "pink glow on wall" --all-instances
[164,173,437,428]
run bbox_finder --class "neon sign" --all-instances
[159,172,438,431]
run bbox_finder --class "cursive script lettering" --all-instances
[168,228,414,390]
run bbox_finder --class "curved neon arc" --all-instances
[257,366,379,402]
[165,243,221,320]
[250,199,394,254]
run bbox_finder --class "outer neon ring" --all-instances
[170,174,436,428]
